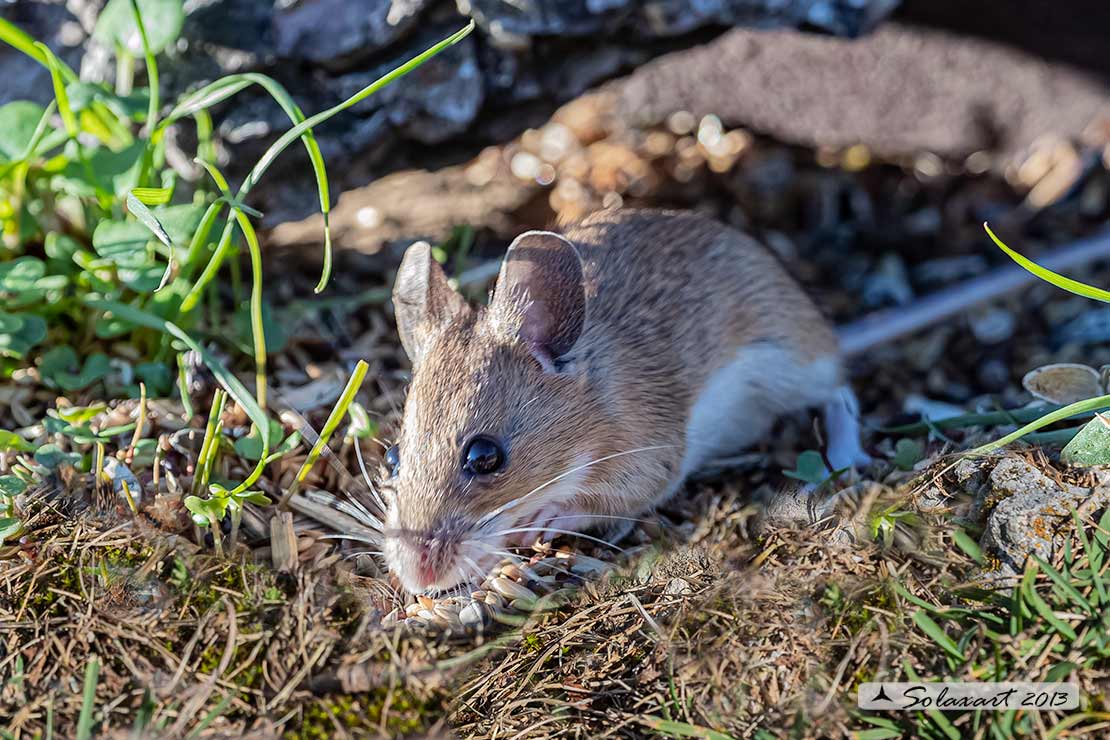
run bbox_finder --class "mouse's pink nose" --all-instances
[415,547,437,587]
[410,537,451,589]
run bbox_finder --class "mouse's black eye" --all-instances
[384,444,400,477]
[462,436,505,476]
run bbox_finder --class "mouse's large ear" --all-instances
[393,241,468,364]
[491,230,585,372]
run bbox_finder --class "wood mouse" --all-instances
[380,208,872,594]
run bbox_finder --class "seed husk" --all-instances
[489,576,536,601]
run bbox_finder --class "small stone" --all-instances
[979,456,1110,575]
[417,594,435,610]
[862,253,913,308]
[501,564,523,580]
[460,601,491,628]
[968,307,1016,345]
[405,602,423,617]
[510,597,537,611]
[570,555,610,576]
[663,577,693,596]
[484,591,505,609]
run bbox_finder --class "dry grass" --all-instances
[0,439,965,738]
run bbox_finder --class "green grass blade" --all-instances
[1032,554,1095,615]
[0,18,78,81]
[76,655,100,740]
[636,716,736,740]
[986,223,1110,303]
[911,610,965,661]
[192,388,226,497]
[179,217,235,316]
[1046,712,1110,740]
[952,529,985,564]
[35,43,77,137]
[236,21,472,294]
[856,730,903,740]
[125,190,176,289]
[84,298,270,494]
[1022,562,1078,641]
[1072,510,1107,606]
[241,21,473,193]
[127,0,159,130]
[17,100,59,161]
[971,393,1110,455]
[187,691,234,739]
[196,159,267,409]
[178,200,222,281]
[176,353,195,419]
[160,72,334,291]
[130,187,172,205]
[281,360,368,503]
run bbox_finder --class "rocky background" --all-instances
[3,0,900,222]
[6,0,1109,231]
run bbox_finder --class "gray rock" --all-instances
[3,0,903,227]
[464,0,896,41]
[0,2,85,107]
[274,0,428,64]
[980,457,1110,575]
[968,307,1016,345]
[1054,307,1110,348]
[862,253,914,308]
[336,32,484,144]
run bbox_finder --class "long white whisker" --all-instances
[319,532,383,546]
[323,494,383,531]
[460,555,488,588]
[342,550,385,560]
[485,549,576,580]
[475,445,674,530]
[354,439,388,512]
[527,513,649,524]
[493,527,627,553]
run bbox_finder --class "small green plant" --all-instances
[783,449,831,485]
[865,509,1110,738]
[868,503,919,548]
[0,1,473,542]
[891,438,925,471]
[973,225,1110,456]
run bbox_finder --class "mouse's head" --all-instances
[381,231,603,594]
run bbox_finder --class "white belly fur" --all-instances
[679,344,843,479]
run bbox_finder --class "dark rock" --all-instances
[334,31,484,145]
[462,0,897,41]
[0,1,84,107]
[1054,307,1110,348]
[182,0,276,59]
[2,0,903,227]
[274,0,428,65]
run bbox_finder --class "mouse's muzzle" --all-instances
[385,512,495,594]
